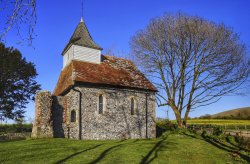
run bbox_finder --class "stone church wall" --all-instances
[64,90,81,139]
[51,96,65,138]
[67,86,156,140]
[32,87,156,140]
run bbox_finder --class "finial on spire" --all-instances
[81,0,84,22]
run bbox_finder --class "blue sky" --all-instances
[4,0,250,121]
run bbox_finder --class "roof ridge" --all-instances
[71,59,100,65]
[103,55,134,63]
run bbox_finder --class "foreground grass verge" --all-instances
[0,133,249,164]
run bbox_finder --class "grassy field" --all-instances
[168,119,250,130]
[187,119,250,126]
[0,132,249,164]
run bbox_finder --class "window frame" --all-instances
[131,98,135,115]
[97,93,106,115]
[98,94,104,114]
[129,96,137,116]
[70,110,76,123]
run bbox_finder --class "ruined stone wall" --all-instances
[65,86,156,140]
[31,91,53,138]
[51,96,65,138]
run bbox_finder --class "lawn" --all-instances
[0,133,249,164]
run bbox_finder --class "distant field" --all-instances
[169,119,250,130]
[187,119,250,126]
[183,119,250,130]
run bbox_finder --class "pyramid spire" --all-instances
[62,19,102,55]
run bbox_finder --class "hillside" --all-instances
[211,107,250,119]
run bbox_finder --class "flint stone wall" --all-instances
[52,96,65,138]
[32,86,156,140]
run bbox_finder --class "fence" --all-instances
[224,130,250,138]
[186,124,250,138]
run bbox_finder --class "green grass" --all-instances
[0,133,249,164]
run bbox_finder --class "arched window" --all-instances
[131,98,135,115]
[71,110,76,122]
[99,95,103,114]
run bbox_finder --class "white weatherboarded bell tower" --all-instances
[62,18,103,67]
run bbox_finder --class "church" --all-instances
[32,17,157,140]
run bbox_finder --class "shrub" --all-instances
[201,130,207,137]
[156,119,176,130]
[199,114,211,119]
[213,127,223,136]
[0,124,32,134]
[156,119,176,137]
[235,135,250,149]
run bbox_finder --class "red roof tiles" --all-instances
[53,55,157,96]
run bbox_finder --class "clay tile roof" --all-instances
[62,20,102,55]
[53,55,157,96]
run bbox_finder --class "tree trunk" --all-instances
[183,112,189,128]
[183,105,191,128]
[172,108,182,128]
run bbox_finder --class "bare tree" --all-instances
[130,13,250,128]
[0,0,36,45]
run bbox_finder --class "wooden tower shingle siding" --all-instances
[62,19,102,67]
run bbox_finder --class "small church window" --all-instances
[131,98,135,115]
[71,110,76,122]
[99,95,103,114]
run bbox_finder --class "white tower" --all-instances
[62,18,102,67]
